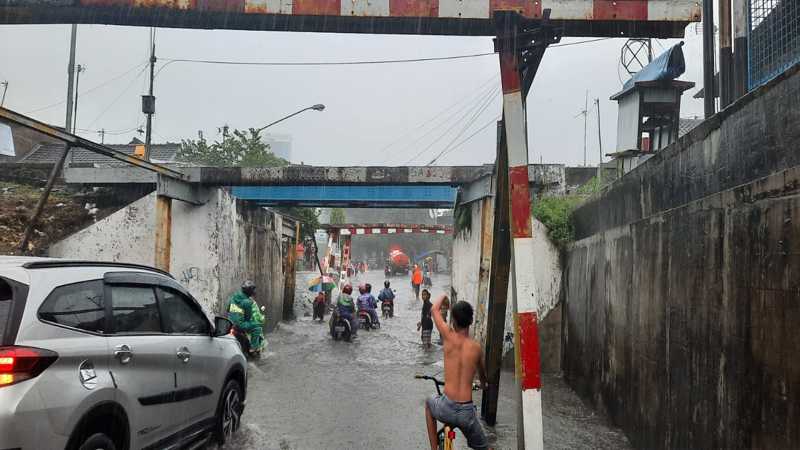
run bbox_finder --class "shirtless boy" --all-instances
[424,294,490,450]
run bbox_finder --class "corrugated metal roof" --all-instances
[19,142,181,165]
[678,118,703,137]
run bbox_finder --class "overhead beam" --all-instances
[0,107,186,180]
[0,3,699,38]
[156,175,212,205]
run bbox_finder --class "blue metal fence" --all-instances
[748,0,800,89]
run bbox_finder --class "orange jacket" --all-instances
[412,268,423,285]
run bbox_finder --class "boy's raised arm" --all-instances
[432,294,449,337]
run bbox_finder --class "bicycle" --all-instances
[416,374,458,450]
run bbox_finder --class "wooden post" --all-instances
[154,195,172,272]
[18,145,70,254]
[282,219,300,321]
[732,0,749,97]
[481,121,512,426]
[718,0,733,107]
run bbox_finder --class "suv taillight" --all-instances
[0,346,58,387]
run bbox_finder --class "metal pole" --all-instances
[283,219,300,321]
[65,24,77,133]
[732,0,749,98]
[719,0,733,108]
[583,91,588,166]
[144,29,156,161]
[18,146,70,254]
[494,11,546,450]
[0,81,8,107]
[72,64,85,134]
[703,0,717,118]
[481,121,512,426]
[595,98,603,182]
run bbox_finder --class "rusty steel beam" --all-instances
[0,2,698,38]
[282,219,300,321]
[320,223,453,235]
[154,195,172,272]
[481,121,512,426]
[0,107,186,180]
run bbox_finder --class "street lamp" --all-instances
[256,104,325,133]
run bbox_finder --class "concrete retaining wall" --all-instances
[451,198,563,372]
[50,189,286,331]
[563,65,800,449]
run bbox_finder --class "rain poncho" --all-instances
[228,290,265,352]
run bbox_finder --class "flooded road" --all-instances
[230,270,630,449]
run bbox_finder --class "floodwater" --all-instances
[228,270,630,450]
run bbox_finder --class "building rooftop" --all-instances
[18,139,182,165]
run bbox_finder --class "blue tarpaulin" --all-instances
[621,42,686,93]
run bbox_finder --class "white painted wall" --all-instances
[450,201,562,359]
[49,193,155,265]
[50,189,286,327]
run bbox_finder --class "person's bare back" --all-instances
[424,294,489,450]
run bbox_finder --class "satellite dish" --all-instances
[0,123,14,157]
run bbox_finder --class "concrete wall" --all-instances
[50,189,286,330]
[563,65,800,449]
[451,196,563,371]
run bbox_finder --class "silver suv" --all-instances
[0,257,247,450]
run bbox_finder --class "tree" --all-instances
[329,208,347,224]
[178,127,289,167]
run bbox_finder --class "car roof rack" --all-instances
[21,260,174,279]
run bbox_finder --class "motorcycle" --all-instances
[358,310,380,330]
[381,300,394,319]
[330,310,352,342]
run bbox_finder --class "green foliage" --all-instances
[178,127,289,168]
[532,196,584,247]
[281,207,321,239]
[329,208,347,224]
[576,176,602,195]
[454,202,472,237]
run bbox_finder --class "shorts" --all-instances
[421,329,432,345]
[426,394,488,450]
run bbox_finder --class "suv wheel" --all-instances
[78,433,116,450]
[215,379,243,445]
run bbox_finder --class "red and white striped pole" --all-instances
[495,13,543,450]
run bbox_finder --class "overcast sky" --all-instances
[0,23,708,167]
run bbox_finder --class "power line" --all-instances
[84,64,149,129]
[432,115,501,165]
[371,74,498,165]
[156,39,610,71]
[160,52,497,68]
[428,85,500,165]
[24,60,148,115]
[403,82,499,165]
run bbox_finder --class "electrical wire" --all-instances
[23,60,148,115]
[403,82,499,165]
[371,74,499,165]
[427,85,500,165]
[432,115,501,165]
[84,64,149,129]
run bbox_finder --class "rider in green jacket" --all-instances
[229,280,264,355]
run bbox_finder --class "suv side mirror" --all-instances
[213,316,234,337]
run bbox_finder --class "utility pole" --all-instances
[65,24,77,133]
[72,64,86,134]
[595,98,603,182]
[0,81,8,107]
[98,129,105,144]
[582,91,588,166]
[143,28,157,161]
[702,0,716,118]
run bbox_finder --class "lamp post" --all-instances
[256,104,325,133]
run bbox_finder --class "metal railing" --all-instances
[748,0,800,89]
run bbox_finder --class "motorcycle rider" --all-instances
[228,280,265,355]
[357,283,380,327]
[378,280,395,316]
[333,283,357,338]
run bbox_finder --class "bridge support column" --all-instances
[492,11,560,450]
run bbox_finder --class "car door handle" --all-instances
[114,344,133,364]
[176,347,191,363]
